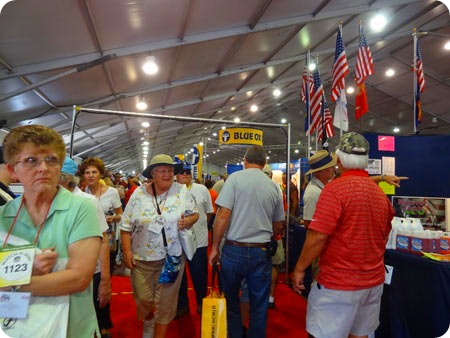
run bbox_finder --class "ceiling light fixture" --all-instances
[385,68,395,77]
[308,63,316,71]
[212,132,217,137]
[250,104,258,112]
[221,126,226,130]
[273,88,282,97]
[346,86,355,94]
[231,106,236,111]
[141,121,150,128]
[281,118,287,123]
[136,96,148,110]
[444,41,450,50]
[370,14,387,32]
[142,55,159,75]
[393,127,400,133]
[234,117,241,123]
[294,149,299,154]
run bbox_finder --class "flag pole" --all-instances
[339,22,344,137]
[412,28,418,134]
[307,49,311,158]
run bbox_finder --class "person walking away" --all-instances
[209,146,285,338]
[293,132,395,338]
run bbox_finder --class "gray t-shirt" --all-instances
[303,176,325,221]
[216,168,285,243]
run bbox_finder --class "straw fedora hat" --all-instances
[305,150,337,175]
[142,154,183,178]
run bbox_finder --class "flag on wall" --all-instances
[332,25,349,131]
[415,39,425,126]
[355,24,374,120]
[307,65,334,141]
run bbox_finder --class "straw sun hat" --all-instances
[305,150,337,175]
[142,154,183,178]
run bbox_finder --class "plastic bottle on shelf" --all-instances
[410,230,426,255]
[440,232,450,254]
[396,229,411,253]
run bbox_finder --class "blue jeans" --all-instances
[220,244,271,338]
[178,246,208,309]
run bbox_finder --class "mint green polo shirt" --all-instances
[0,187,102,338]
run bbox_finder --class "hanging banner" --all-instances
[219,128,263,146]
[191,144,203,180]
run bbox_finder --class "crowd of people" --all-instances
[0,124,406,338]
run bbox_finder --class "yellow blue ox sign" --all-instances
[218,128,263,146]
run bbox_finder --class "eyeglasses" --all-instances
[153,168,174,175]
[179,170,191,175]
[15,155,60,168]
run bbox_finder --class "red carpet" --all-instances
[110,272,308,338]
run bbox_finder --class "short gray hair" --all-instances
[336,149,368,170]
[244,146,266,166]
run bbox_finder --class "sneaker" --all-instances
[142,318,155,338]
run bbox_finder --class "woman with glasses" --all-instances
[121,154,198,338]
[79,157,122,338]
[0,125,102,337]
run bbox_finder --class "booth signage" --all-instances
[219,128,263,146]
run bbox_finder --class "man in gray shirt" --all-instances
[209,145,285,338]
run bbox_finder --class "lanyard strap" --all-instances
[152,183,168,248]
[3,196,53,248]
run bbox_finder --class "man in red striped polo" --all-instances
[293,132,394,338]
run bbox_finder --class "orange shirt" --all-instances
[208,188,218,214]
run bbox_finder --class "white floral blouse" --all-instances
[121,182,197,261]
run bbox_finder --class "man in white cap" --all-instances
[59,156,112,338]
[293,132,395,338]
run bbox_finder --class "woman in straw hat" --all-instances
[121,154,198,338]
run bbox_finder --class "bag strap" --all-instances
[211,263,222,292]
[152,183,168,248]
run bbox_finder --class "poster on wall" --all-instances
[392,196,448,230]
[378,135,395,151]
[367,159,382,175]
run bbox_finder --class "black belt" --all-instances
[225,240,270,248]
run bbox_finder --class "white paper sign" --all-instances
[384,265,394,285]
[0,291,31,319]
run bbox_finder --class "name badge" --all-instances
[0,245,35,288]
[0,291,31,318]
[148,215,165,234]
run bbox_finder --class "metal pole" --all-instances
[413,29,418,134]
[306,49,311,159]
[69,105,78,158]
[285,123,291,279]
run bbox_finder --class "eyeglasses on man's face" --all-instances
[15,155,60,168]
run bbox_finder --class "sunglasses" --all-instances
[179,170,191,175]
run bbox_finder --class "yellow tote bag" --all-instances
[201,264,227,338]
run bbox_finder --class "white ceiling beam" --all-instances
[0,0,422,79]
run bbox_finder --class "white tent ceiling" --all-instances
[1,0,449,173]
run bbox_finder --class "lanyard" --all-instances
[2,196,54,248]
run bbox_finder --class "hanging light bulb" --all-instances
[136,96,148,110]
[250,104,258,112]
[273,88,282,97]
[142,55,159,75]
[141,121,150,128]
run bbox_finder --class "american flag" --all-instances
[415,39,425,126]
[301,65,313,104]
[307,66,334,140]
[416,40,425,93]
[331,26,349,102]
[355,24,373,84]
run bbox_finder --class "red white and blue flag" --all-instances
[355,24,374,120]
[415,39,425,126]
[307,65,334,141]
[331,26,349,102]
